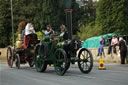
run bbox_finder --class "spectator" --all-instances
[97,37,105,56]
[108,36,119,54]
[119,37,127,64]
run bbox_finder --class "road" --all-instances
[0,61,128,85]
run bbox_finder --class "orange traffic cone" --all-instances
[98,58,106,70]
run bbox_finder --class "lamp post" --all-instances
[10,0,14,47]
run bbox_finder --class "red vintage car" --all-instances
[7,34,40,69]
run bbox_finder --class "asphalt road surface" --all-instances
[0,61,128,85]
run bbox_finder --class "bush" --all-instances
[36,30,45,40]
[77,22,102,41]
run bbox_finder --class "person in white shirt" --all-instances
[108,36,119,54]
[111,36,119,46]
[25,22,35,35]
[24,22,37,41]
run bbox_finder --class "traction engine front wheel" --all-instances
[78,48,93,74]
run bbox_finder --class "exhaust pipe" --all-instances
[65,9,72,40]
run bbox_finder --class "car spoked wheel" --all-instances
[7,46,14,68]
[15,54,20,69]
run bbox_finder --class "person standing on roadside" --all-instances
[119,37,127,64]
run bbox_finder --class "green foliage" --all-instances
[96,0,128,34]
[36,30,45,41]
[0,0,38,47]
[0,0,84,47]
[0,0,11,47]
[78,0,128,41]
[1,0,127,47]
[36,0,65,30]
[77,22,101,40]
[77,0,96,26]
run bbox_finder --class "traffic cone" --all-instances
[98,58,106,70]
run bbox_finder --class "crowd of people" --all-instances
[97,35,127,64]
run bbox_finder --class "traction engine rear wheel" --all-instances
[54,48,68,76]
[34,44,47,72]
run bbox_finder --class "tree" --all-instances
[96,0,128,34]
[0,0,86,47]
[0,0,38,47]
[40,0,65,30]
[0,0,11,47]
[77,0,99,40]
[76,0,97,26]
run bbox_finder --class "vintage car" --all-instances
[7,33,40,69]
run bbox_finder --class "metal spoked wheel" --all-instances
[15,54,20,69]
[34,44,47,72]
[7,46,14,68]
[78,48,93,73]
[54,48,68,76]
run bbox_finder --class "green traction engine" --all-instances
[34,35,93,76]
[34,9,93,76]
